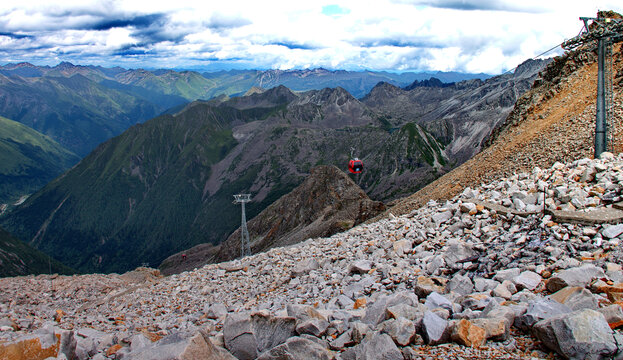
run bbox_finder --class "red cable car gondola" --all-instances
[348,158,363,174]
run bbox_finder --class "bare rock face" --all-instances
[224,165,385,257]
[162,165,385,274]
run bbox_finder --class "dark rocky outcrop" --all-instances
[160,165,385,275]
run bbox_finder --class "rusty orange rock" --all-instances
[106,344,123,357]
[451,319,486,348]
[354,298,367,309]
[54,310,65,323]
[0,334,60,360]
[597,283,623,302]
[609,320,623,329]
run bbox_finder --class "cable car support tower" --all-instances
[233,194,251,258]
[562,14,623,158]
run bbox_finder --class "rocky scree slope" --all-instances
[160,165,386,275]
[4,155,623,359]
[386,41,623,218]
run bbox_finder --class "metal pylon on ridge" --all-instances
[562,14,623,157]
[233,194,251,258]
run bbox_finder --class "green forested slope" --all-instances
[0,116,80,204]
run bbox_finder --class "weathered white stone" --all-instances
[379,317,416,346]
[432,211,453,226]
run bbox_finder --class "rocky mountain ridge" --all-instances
[363,58,550,164]
[159,165,385,275]
[4,154,623,359]
[0,62,490,156]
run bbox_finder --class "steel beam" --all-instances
[595,38,607,158]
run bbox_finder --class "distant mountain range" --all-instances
[0,116,80,204]
[0,59,545,274]
[0,62,490,157]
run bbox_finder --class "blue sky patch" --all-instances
[321,5,350,17]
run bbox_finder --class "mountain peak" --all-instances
[403,77,451,90]
[55,61,76,69]
[1,62,37,70]
[225,84,298,110]
[298,86,357,106]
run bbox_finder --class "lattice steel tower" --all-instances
[562,13,623,157]
[233,194,251,257]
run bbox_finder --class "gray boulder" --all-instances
[340,332,403,360]
[549,286,599,311]
[546,264,606,293]
[493,268,521,283]
[421,311,450,345]
[474,277,499,293]
[602,224,623,239]
[599,305,623,325]
[424,292,453,313]
[223,312,296,359]
[223,313,258,360]
[296,318,329,337]
[131,330,235,360]
[432,210,453,226]
[287,304,326,322]
[379,317,416,346]
[349,260,373,274]
[513,271,542,291]
[517,299,572,331]
[442,239,477,268]
[386,303,426,323]
[206,303,229,320]
[257,337,330,360]
[291,258,320,277]
[329,329,354,350]
[362,292,418,326]
[446,274,474,295]
[533,309,617,360]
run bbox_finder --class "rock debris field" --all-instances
[6,154,623,359]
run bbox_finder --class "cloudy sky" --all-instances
[0,0,621,74]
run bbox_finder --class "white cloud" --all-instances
[0,0,621,73]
